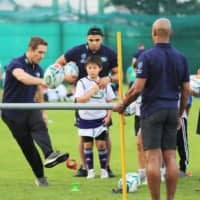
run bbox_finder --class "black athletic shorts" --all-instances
[83,131,107,142]
[141,108,178,151]
[135,115,140,136]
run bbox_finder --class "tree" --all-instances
[109,0,200,15]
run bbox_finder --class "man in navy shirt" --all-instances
[113,18,190,200]
[2,37,69,186]
[56,26,118,177]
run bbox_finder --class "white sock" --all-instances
[138,168,146,179]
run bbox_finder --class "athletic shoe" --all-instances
[179,170,187,178]
[44,151,69,168]
[35,177,49,186]
[100,169,109,179]
[73,166,88,177]
[87,169,95,179]
[142,177,148,185]
[107,166,115,178]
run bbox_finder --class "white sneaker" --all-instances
[142,177,148,185]
[100,169,109,179]
[87,169,95,179]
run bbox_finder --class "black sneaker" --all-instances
[35,177,49,186]
[44,151,69,168]
[107,166,115,178]
[73,166,88,177]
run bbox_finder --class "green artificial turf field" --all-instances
[0,97,200,200]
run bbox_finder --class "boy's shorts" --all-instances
[79,125,107,138]
[83,131,107,142]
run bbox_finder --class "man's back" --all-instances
[137,43,189,117]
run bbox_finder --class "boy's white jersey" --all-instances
[75,76,116,120]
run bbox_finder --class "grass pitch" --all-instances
[0,98,200,200]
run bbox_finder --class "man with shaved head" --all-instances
[113,18,190,200]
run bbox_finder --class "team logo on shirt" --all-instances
[35,72,40,77]
[25,58,29,64]
[92,90,104,99]
[80,53,87,63]
[101,57,107,62]
[137,61,143,74]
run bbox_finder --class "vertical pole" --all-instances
[117,32,127,200]
[98,0,104,15]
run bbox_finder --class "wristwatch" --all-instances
[120,101,126,109]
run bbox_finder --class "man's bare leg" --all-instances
[163,150,178,200]
[73,136,88,177]
[79,136,87,168]
[105,132,115,177]
[137,131,146,169]
[145,149,162,200]
[105,133,111,168]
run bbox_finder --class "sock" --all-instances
[138,168,146,180]
[84,148,93,170]
[98,148,107,169]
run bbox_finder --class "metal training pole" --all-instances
[117,31,127,200]
[0,103,116,110]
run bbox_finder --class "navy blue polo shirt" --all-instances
[133,49,146,59]
[2,54,43,116]
[136,43,189,118]
[64,43,117,79]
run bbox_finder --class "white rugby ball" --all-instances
[124,102,136,116]
[64,61,79,76]
[118,175,138,193]
[44,64,64,89]
[190,75,200,94]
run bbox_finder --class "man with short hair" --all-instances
[56,26,118,177]
[132,43,145,69]
[2,37,69,186]
[113,18,190,200]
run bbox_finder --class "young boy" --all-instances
[75,55,115,179]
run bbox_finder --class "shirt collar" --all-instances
[87,75,100,82]
[155,43,172,48]
[23,54,38,70]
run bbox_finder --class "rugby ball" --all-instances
[118,174,138,193]
[190,75,200,94]
[64,61,79,76]
[124,102,136,116]
[44,64,64,89]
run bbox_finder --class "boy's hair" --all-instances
[28,36,48,50]
[85,55,102,68]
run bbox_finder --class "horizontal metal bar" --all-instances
[0,103,116,110]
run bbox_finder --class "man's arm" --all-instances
[132,57,137,68]
[56,55,77,84]
[13,68,45,85]
[113,78,146,113]
[55,55,67,67]
[35,85,48,127]
[179,82,190,118]
[97,67,119,89]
